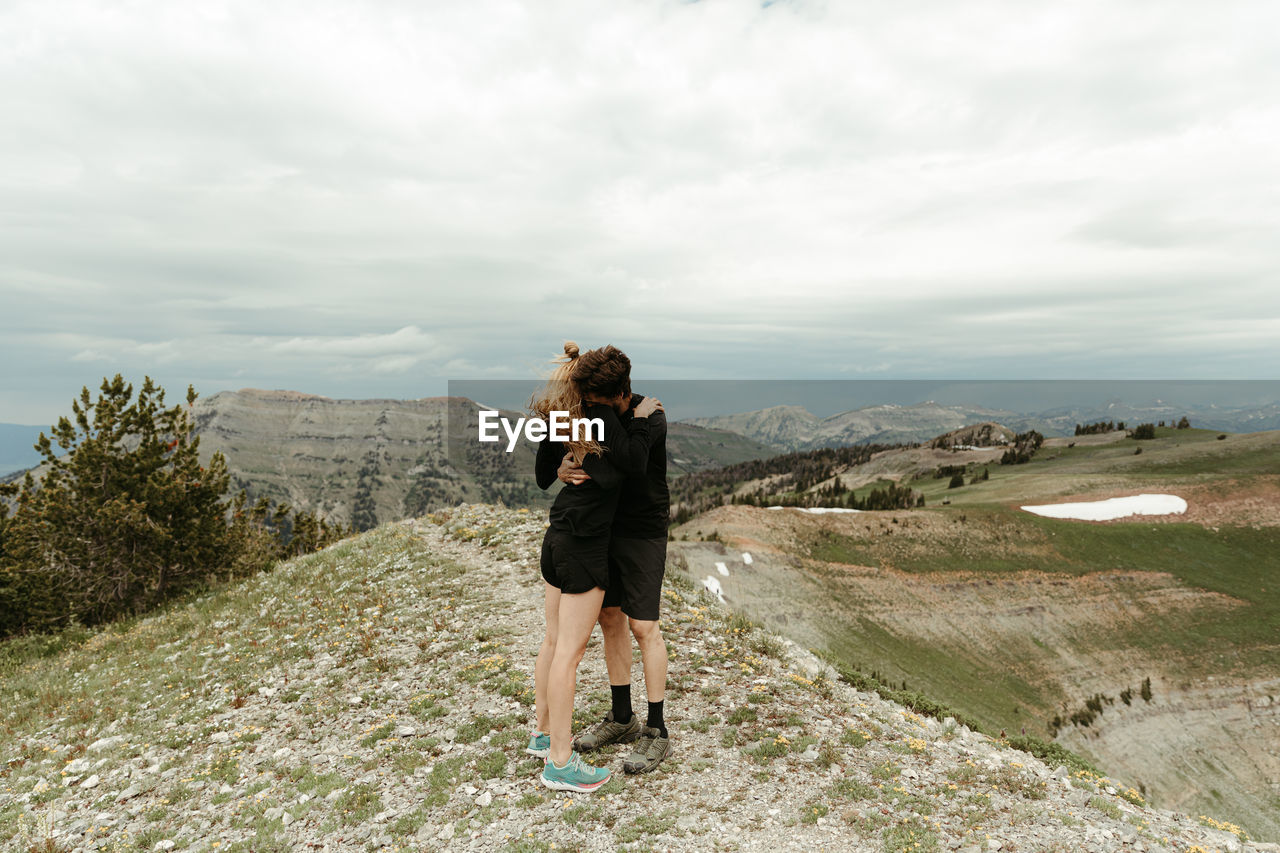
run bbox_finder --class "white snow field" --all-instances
[1020,494,1187,521]
[766,506,862,514]
[702,576,726,603]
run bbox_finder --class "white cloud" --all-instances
[264,326,438,360]
[2,0,1279,422]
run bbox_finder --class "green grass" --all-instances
[803,511,1278,746]
[771,430,1280,795]
[922,428,1278,505]
[810,508,1278,669]
[1088,795,1122,820]
[615,809,678,843]
[882,817,939,852]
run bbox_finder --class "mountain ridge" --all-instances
[685,400,1280,451]
[1,389,776,527]
[3,503,1272,851]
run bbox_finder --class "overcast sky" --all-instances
[3,0,1278,424]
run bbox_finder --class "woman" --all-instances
[526,342,661,792]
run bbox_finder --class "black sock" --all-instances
[611,684,633,723]
[647,700,667,737]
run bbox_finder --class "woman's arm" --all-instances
[579,452,624,491]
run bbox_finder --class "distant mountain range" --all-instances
[5,390,776,525]
[684,402,1010,451]
[685,399,1280,451]
[0,423,45,477]
[168,390,774,527]
[8,390,1280,524]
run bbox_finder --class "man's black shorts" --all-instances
[601,536,666,621]
[540,528,610,595]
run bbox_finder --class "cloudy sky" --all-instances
[3,0,1278,424]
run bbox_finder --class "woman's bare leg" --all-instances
[548,587,606,765]
[534,582,560,733]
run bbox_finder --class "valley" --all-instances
[666,426,1280,840]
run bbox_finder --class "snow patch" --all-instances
[715,562,730,577]
[741,552,753,565]
[1020,494,1187,521]
[702,576,726,603]
[767,506,862,514]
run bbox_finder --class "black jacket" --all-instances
[613,394,669,539]
[534,401,655,537]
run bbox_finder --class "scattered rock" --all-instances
[9,506,1266,853]
[88,736,125,751]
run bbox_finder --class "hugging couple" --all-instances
[525,342,671,792]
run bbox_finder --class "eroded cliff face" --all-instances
[1057,679,1280,843]
[668,503,1279,841]
[190,389,773,528]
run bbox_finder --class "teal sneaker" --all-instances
[540,752,611,793]
[525,731,550,758]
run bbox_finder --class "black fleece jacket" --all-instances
[534,401,655,537]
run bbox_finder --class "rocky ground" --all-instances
[2,504,1274,852]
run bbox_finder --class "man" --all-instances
[557,389,671,774]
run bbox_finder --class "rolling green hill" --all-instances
[668,426,1280,841]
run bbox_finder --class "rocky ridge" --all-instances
[2,504,1273,852]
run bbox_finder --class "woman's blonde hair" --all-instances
[529,341,603,461]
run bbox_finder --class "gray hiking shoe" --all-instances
[572,711,642,753]
[623,726,670,774]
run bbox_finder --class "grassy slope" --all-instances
[801,429,1280,718]
[7,508,1211,852]
[818,428,1280,672]
[664,423,779,477]
[675,427,1280,839]
[809,512,1279,671]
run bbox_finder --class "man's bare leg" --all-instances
[630,618,667,708]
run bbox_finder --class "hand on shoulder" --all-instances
[634,396,662,418]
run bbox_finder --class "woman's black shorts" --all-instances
[540,528,610,595]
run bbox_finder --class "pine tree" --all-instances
[4,376,233,631]
[1132,423,1156,440]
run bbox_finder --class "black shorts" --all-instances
[601,536,666,621]
[540,528,610,595]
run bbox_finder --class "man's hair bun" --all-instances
[564,341,580,359]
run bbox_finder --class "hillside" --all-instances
[686,400,1280,452]
[667,427,1280,842]
[2,504,1271,852]
[187,389,774,528]
[685,402,1011,452]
